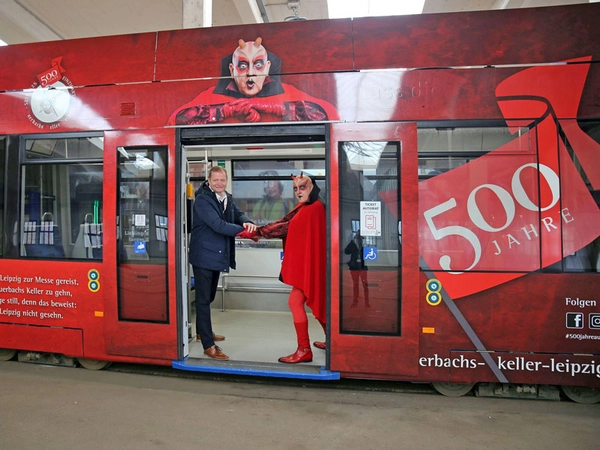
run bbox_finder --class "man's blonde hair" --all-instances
[209,166,228,179]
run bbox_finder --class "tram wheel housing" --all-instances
[560,385,600,404]
[77,358,112,371]
[0,348,17,361]
[431,382,475,397]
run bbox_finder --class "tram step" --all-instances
[172,357,340,380]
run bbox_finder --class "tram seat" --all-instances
[564,246,600,272]
[23,218,65,258]
[72,220,103,259]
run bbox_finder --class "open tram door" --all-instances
[329,122,420,378]
[173,124,338,379]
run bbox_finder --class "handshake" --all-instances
[237,228,261,242]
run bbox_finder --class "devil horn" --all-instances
[238,39,246,49]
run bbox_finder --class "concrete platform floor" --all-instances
[1,360,599,450]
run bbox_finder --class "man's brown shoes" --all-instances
[196,333,225,342]
[204,345,229,360]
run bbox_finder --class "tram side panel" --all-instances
[0,126,179,365]
[353,4,599,70]
[0,33,157,92]
[418,273,600,387]
[331,11,599,384]
[155,18,354,81]
[0,260,104,359]
[413,63,600,389]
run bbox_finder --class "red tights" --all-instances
[288,287,326,348]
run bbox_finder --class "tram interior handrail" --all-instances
[217,274,291,311]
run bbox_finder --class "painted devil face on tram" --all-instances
[229,38,271,97]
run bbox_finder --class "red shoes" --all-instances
[278,347,313,364]
[313,341,326,350]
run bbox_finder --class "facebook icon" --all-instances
[566,312,584,329]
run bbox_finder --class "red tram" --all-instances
[0,3,599,402]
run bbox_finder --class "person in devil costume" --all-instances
[238,173,326,363]
[168,37,339,125]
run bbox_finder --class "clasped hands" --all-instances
[175,100,289,124]
[237,222,260,241]
[218,99,288,123]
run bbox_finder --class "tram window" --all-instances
[417,124,600,274]
[117,146,168,323]
[559,121,600,273]
[117,147,167,262]
[25,136,103,160]
[339,141,400,335]
[20,136,104,260]
[188,161,207,193]
[417,126,514,178]
[232,159,326,234]
[418,126,515,153]
[0,137,5,257]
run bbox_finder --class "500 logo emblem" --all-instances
[423,163,561,274]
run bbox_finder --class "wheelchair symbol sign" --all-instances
[363,247,377,261]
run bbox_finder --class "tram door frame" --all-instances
[179,145,191,359]
[177,124,330,364]
[329,122,420,377]
[104,128,180,361]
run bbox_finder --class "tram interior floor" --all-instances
[189,309,326,367]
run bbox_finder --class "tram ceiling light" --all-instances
[285,0,307,21]
[133,154,159,170]
[186,141,322,150]
[343,141,385,170]
[117,146,131,158]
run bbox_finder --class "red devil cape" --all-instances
[258,198,326,323]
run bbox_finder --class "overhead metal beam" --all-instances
[183,0,212,28]
[232,0,265,24]
[255,0,271,22]
[0,0,61,41]
[491,0,511,8]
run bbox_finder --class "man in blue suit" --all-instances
[190,166,256,360]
